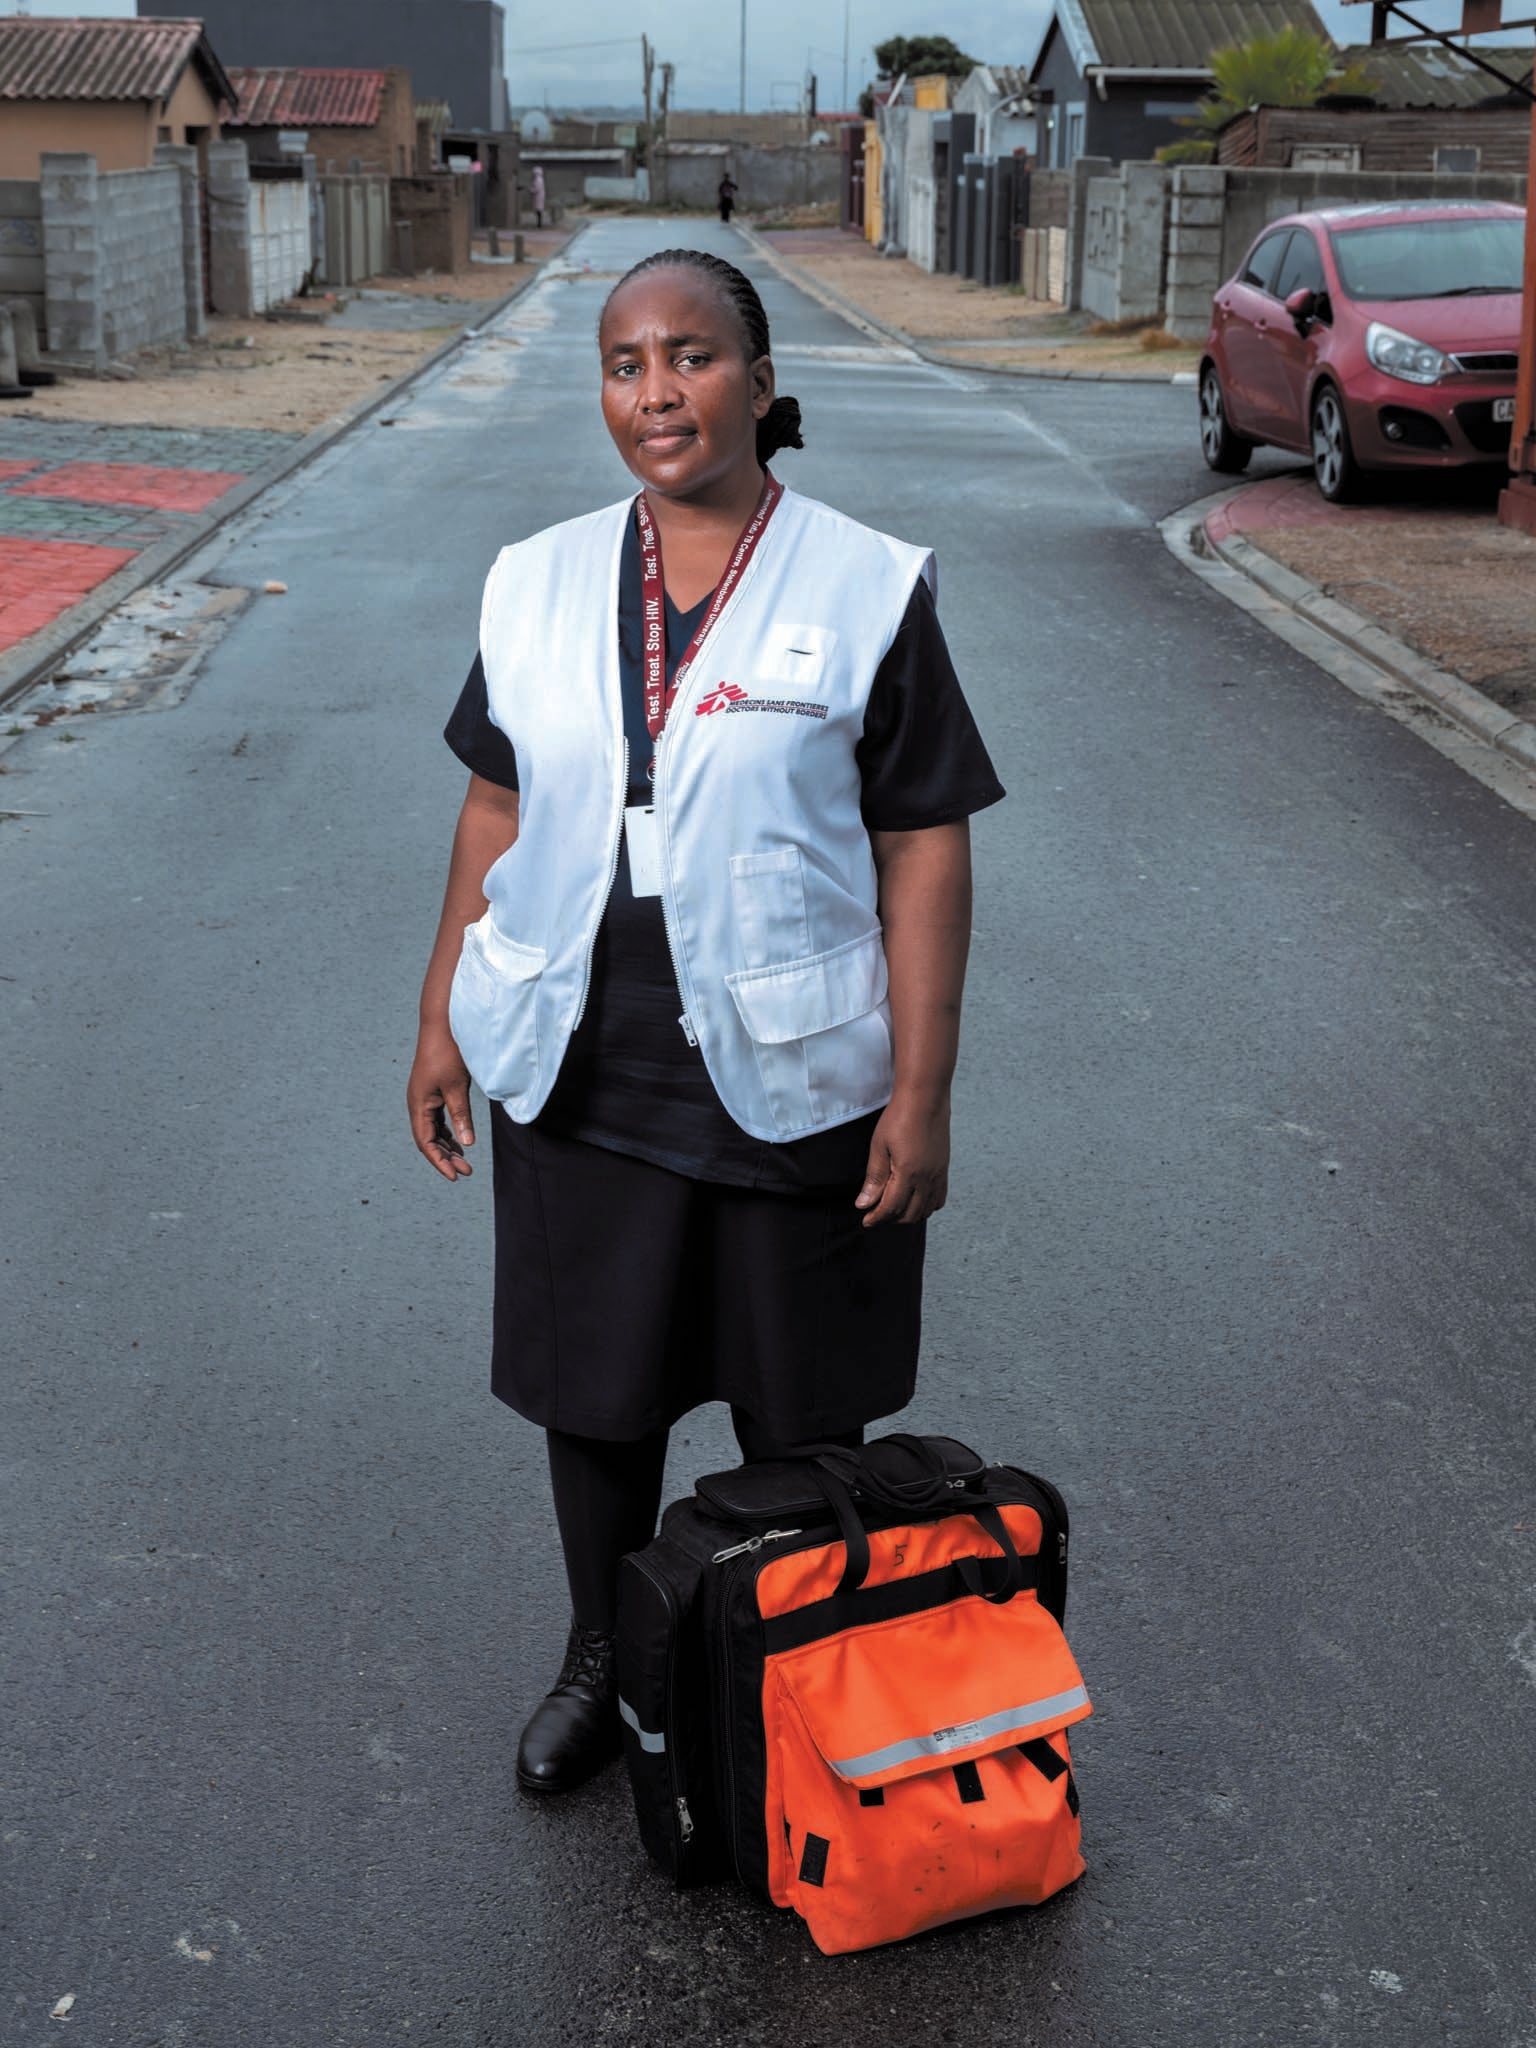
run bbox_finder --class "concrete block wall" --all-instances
[153,143,206,343]
[655,144,840,212]
[1219,164,1527,279]
[1165,163,1530,340]
[41,151,196,364]
[1166,167,1227,341]
[40,153,103,363]
[207,140,254,317]
[0,177,45,339]
[1066,155,1111,311]
[1080,175,1123,319]
[97,166,186,359]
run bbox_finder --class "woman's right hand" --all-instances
[408,1026,477,1182]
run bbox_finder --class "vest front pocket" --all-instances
[725,929,893,1136]
[448,914,546,1105]
[729,848,812,971]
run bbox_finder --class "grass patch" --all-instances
[1139,327,1190,352]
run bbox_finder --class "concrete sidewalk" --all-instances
[1197,469,1536,774]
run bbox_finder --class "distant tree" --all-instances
[872,33,979,82]
[1183,25,1376,135]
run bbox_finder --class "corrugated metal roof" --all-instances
[223,66,387,130]
[988,64,1033,99]
[1077,0,1329,71]
[0,15,231,106]
[1338,42,1532,109]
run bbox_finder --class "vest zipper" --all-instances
[653,737,697,1048]
[572,734,629,1032]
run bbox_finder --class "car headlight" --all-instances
[1366,322,1450,386]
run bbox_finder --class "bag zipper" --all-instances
[711,1527,803,1565]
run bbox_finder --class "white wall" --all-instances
[248,178,308,313]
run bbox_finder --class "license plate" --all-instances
[1494,397,1516,424]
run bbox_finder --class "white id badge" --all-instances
[624,804,663,897]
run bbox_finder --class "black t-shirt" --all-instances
[445,509,1004,1193]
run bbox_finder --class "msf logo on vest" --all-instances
[696,683,749,715]
[695,682,828,721]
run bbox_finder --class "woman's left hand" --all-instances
[855,1096,950,1228]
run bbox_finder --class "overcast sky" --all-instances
[503,0,1418,110]
[0,0,1519,110]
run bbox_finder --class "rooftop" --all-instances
[1339,41,1533,109]
[1036,0,1329,76]
[0,14,233,107]
[223,66,390,129]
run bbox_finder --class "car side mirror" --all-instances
[1285,286,1318,333]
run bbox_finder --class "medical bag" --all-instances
[615,1433,1091,1954]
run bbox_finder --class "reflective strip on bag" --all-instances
[829,1685,1090,1780]
[618,1695,666,1753]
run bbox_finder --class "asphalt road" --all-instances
[5,219,1536,2048]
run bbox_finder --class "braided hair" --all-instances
[606,247,804,466]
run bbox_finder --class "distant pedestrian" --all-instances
[409,247,1003,1797]
[717,172,738,224]
[531,164,546,228]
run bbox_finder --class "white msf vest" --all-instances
[449,483,934,1143]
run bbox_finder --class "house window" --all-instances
[157,124,173,143]
[1066,106,1085,163]
[1435,145,1481,173]
[1289,144,1362,170]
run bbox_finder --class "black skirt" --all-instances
[489,1109,926,1443]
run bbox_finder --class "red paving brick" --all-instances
[7,461,246,513]
[0,459,40,484]
[0,536,139,652]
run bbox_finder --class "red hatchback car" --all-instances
[1199,200,1525,500]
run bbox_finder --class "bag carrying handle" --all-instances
[801,1433,962,1519]
[810,1467,1025,1603]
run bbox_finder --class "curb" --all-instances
[735,222,1198,388]
[1176,483,1536,774]
[0,229,587,715]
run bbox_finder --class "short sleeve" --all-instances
[857,580,1005,831]
[443,651,519,791]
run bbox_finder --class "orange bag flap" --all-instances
[773,1593,1090,1791]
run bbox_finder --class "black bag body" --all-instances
[615,1433,1073,1900]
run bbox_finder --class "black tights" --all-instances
[547,1411,864,1633]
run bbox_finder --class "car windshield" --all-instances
[1330,217,1524,301]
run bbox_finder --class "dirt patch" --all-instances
[762,230,1071,341]
[24,316,465,433]
[760,229,1203,377]
[25,234,570,434]
[1246,492,1536,705]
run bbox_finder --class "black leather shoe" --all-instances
[516,1620,621,1794]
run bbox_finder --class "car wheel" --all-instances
[1311,384,1361,504]
[1199,363,1253,474]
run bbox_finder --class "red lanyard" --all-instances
[632,470,783,758]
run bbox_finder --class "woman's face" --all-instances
[599,268,774,500]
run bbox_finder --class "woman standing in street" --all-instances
[408,248,1003,1794]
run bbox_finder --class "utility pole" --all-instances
[1501,71,1536,533]
[739,0,747,114]
[642,34,654,147]
[655,53,673,206]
